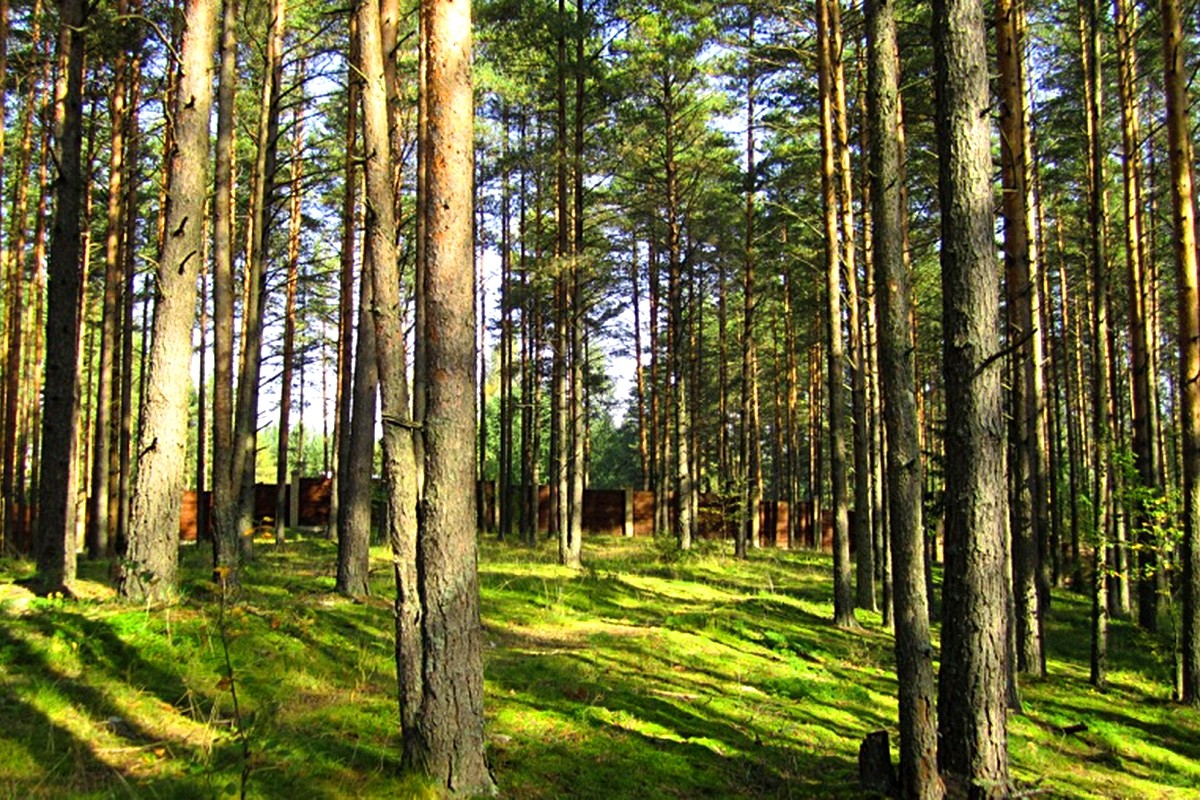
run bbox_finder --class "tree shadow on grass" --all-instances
[0,626,214,798]
[487,624,874,799]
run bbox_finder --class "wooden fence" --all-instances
[180,478,841,552]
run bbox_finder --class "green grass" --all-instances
[1,534,1197,798]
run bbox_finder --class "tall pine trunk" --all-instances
[932,0,1011,787]
[867,0,942,791]
[407,0,494,789]
[36,0,87,594]
[818,0,856,626]
[121,0,216,601]
[1159,0,1200,705]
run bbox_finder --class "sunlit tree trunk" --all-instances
[120,0,216,601]
[210,0,239,576]
[407,0,493,789]
[997,0,1044,676]
[86,1,134,561]
[1114,0,1161,632]
[233,0,286,558]
[1159,0,1200,706]
[331,13,359,543]
[739,12,760,558]
[818,0,856,626]
[1082,0,1112,688]
[355,0,419,741]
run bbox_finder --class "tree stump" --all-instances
[858,729,898,797]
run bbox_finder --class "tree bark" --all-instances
[996,0,1045,676]
[36,0,88,595]
[210,0,239,576]
[818,0,856,626]
[868,0,942,792]
[355,0,420,747]
[932,0,1011,788]
[121,0,216,602]
[275,59,306,545]
[1159,0,1200,705]
[1082,0,1112,688]
[409,0,494,790]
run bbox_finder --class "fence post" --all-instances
[623,488,635,537]
[290,471,301,527]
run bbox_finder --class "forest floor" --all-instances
[1,533,1197,799]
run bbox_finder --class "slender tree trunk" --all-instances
[739,14,760,558]
[120,0,216,601]
[567,0,586,568]
[355,0,420,747]
[932,0,1011,787]
[86,1,131,560]
[210,0,239,575]
[275,62,306,545]
[1083,0,1112,688]
[2,0,43,555]
[116,32,143,556]
[233,0,286,556]
[997,0,1044,676]
[1159,0,1200,705]
[35,0,88,595]
[633,241,650,490]
[818,0,856,626]
[868,0,942,791]
[331,13,359,542]
[1114,0,1160,632]
[828,0,874,612]
[337,200,377,597]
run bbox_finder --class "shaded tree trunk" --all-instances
[867,0,942,791]
[36,0,88,595]
[932,0,1011,788]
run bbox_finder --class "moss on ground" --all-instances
[0,536,1196,798]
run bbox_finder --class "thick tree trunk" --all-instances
[932,0,1011,788]
[120,0,216,602]
[408,0,494,790]
[1159,0,1200,706]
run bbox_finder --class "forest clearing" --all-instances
[1,534,1197,799]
